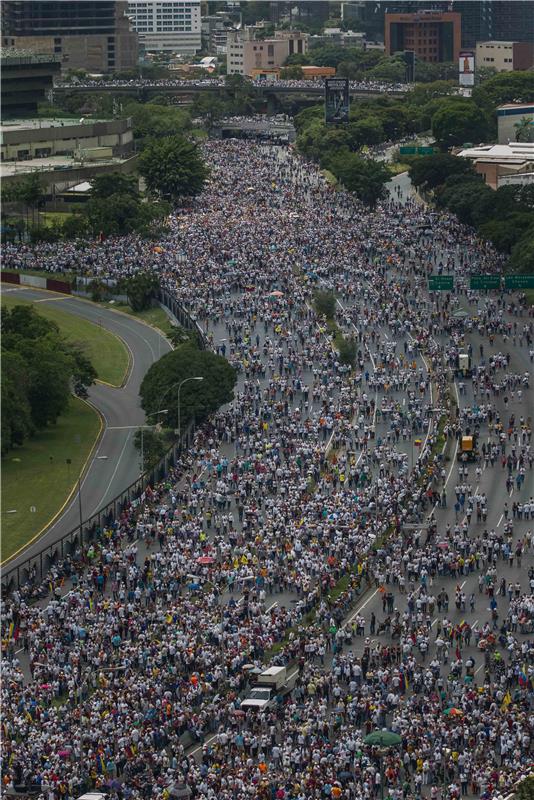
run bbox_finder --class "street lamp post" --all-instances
[139,409,168,474]
[177,376,204,442]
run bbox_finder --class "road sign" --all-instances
[400,146,417,155]
[417,146,436,155]
[504,275,534,290]
[470,275,501,290]
[428,275,454,291]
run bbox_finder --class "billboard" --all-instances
[459,51,475,86]
[325,77,350,124]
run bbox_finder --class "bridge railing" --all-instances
[1,289,206,593]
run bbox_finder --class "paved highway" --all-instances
[1,287,171,571]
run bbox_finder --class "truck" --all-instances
[457,434,478,462]
[456,351,472,378]
[240,666,299,711]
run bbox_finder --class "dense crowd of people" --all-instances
[57,76,410,94]
[1,135,533,800]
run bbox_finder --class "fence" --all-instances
[1,288,207,593]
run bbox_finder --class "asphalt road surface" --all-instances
[2,287,171,571]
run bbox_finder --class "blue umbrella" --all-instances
[187,582,200,590]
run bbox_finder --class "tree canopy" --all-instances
[138,135,209,202]
[431,99,491,148]
[1,306,97,455]
[140,344,236,432]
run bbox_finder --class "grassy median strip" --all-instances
[1,396,101,562]
[98,301,176,339]
[1,294,129,387]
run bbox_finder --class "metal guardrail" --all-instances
[1,289,206,593]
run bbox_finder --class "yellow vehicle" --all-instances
[457,435,478,462]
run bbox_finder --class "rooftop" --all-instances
[0,118,109,134]
[457,142,534,164]
[1,154,131,178]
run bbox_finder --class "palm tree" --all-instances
[514,116,534,143]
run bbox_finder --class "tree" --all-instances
[479,213,534,253]
[123,101,191,145]
[11,174,45,230]
[314,291,336,319]
[472,71,534,110]
[1,350,33,455]
[325,152,389,206]
[1,306,97,452]
[138,135,208,202]
[134,427,171,471]
[140,344,236,431]
[409,153,475,190]
[91,172,138,199]
[125,272,160,312]
[515,775,534,800]
[431,100,491,148]
[514,116,534,143]
[280,65,304,80]
[508,229,534,274]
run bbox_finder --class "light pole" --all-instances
[177,376,204,442]
[140,409,168,474]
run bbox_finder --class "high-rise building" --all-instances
[452,1,534,48]
[227,27,308,77]
[1,1,138,73]
[385,9,461,63]
[127,1,201,55]
[1,49,61,117]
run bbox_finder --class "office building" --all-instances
[385,10,461,63]
[128,1,201,55]
[453,1,534,48]
[1,49,61,117]
[457,142,534,189]
[227,27,308,76]
[1,1,138,73]
[201,13,232,54]
[1,117,135,162]
[476,41,534,72]
[497,103,534,144]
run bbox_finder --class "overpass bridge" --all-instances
[54,83,408,101]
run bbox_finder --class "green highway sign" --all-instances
[399,146,417,155]
[428,275,454,291]
[504,275,534,290]
[470,275,501,290]
[417,146,436,155]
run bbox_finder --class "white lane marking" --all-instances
[265,601,278,612]
[35,297,70,302]
[342,587,379,628]
[88,430,132,517]
[190,733,217,755]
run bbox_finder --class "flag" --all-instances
[8,622,14,640]
[501,691,512,711]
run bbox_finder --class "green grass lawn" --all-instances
[1,396,101,562]
[101,301,176,338]
[39,211,76,227]
[1,293,129,386]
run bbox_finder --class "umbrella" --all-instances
[443,707,464,717]
[187,582,200,590]
[197,556,215,565]
[364,731,402,747]
[437,542,449,549]
[232,709,246,717]
[453,310,469,319]
[268,290,284,298]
